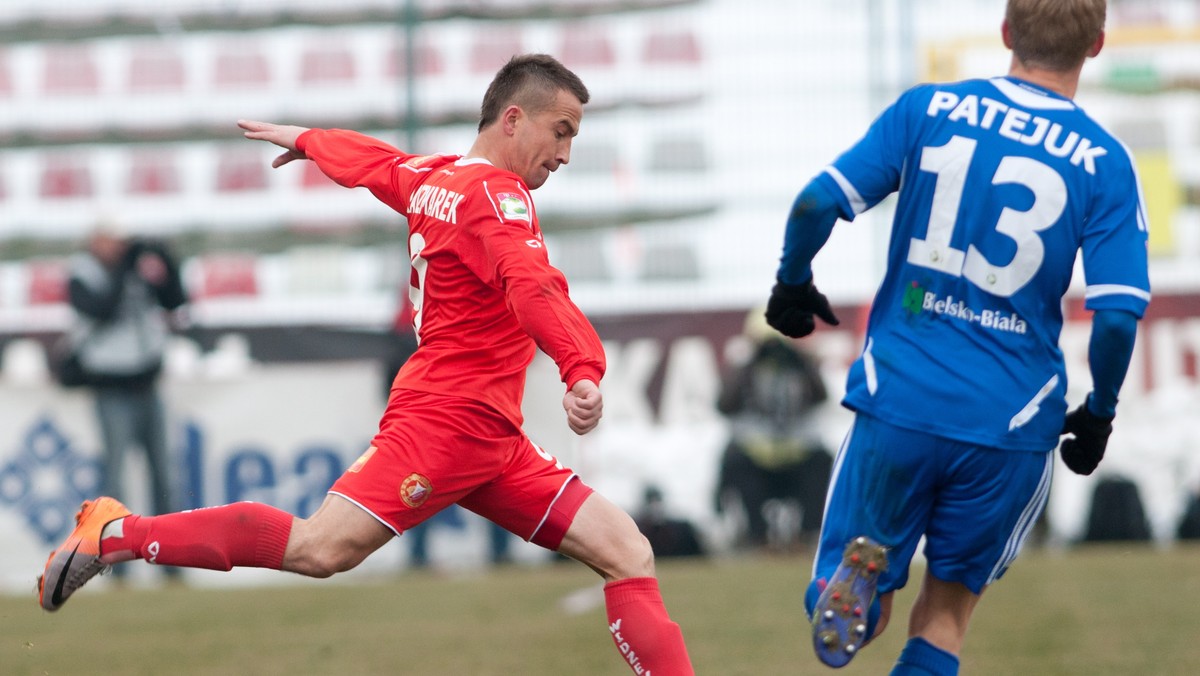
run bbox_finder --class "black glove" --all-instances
[1059,399,1114,476]
[765,279,840,338]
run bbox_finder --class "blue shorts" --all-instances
[813,413,1053,595]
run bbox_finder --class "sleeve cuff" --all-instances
[295,128,319,153]
[564,365,604,391]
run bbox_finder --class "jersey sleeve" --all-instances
[295,128,423,214]
[814,86,925,221]
[461,179,606,389]
[1080,150,1152,318]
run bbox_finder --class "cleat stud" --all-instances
[867,562,877,573]
[853,606,863,617]
[855,624,867,635]
[822,633,837,646]
[842,604,851,613]
[832,592,842,601]
[851,553,861,564]
[845,644,857,654]
[823,610,835,621]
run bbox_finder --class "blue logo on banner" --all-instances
[1,416,358,545]
[0,417,101,544]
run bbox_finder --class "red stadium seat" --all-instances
[197,254,259,298]
[215,150,267,192]
[470,30,524,74]
[213,44,270,88]
[642,29,701,64]
[300,44,356,84]
[301,161,338,190]
[39,157,93,198]
[385,39,443,78]
[128,44,186,92]
[42,45,100,95]
[560,24,615,68]
[27,260,69,305]
[127,151,181,195]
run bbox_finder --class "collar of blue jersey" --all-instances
[992,77,1076,111]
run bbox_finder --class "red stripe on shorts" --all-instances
[531,476,593,550]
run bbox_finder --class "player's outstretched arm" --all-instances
[238,119,311,168]
[563,379,603,435]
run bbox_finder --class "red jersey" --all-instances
[296,129,606,428]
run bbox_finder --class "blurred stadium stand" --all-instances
[0,0,1198,351]
[3,2,1200,587]
[0,0,724,344]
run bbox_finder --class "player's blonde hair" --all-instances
[1006,0,1106,71]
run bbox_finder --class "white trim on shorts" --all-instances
[814,424,855,579]
[985,451,1054,585]
[527,472,580,544]
[328,491,402,537]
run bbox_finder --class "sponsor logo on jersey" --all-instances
[348,445,377,473]
[902,281,926,315]
[399,473,433,508]
[903,281,1028,334]
[496,192,530,222]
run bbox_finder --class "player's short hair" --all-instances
[477,54,589,132]
[1006,0,1106,71]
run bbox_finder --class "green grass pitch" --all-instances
[5,543,1200,675]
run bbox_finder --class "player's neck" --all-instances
[1007,57,1082,100]
[464,133,509,173]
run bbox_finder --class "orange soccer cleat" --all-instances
[37,497,131,611]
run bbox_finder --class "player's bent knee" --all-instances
[291,544,368,578]
[283,521,375,578]
[606,529,656,580]
[559,517,656,581]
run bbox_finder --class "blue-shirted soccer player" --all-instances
[766,1,1147,673]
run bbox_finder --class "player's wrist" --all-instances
[565,369,603,393]
[1083,393,1116,423]
[294,128,319,154]
[776,268,814,289]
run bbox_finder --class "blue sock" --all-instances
[804,578,822,618]
[889,637,959,675]
[804,578,882,638]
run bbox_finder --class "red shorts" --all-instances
[329,389,592,550]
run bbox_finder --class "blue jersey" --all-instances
[817,77,1150,451]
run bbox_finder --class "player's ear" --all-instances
[502,105,523,136]
[1087,30,1105,59]
[1000,20,1013,49]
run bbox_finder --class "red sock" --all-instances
[100,502,293,571]
[604,577,694,676]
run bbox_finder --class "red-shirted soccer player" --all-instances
[37,54,694,675]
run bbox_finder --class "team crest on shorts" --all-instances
[399,473,433,508]
[348,445,377,473]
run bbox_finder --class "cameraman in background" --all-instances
[715,310,832,551]
[65,222,187,581]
